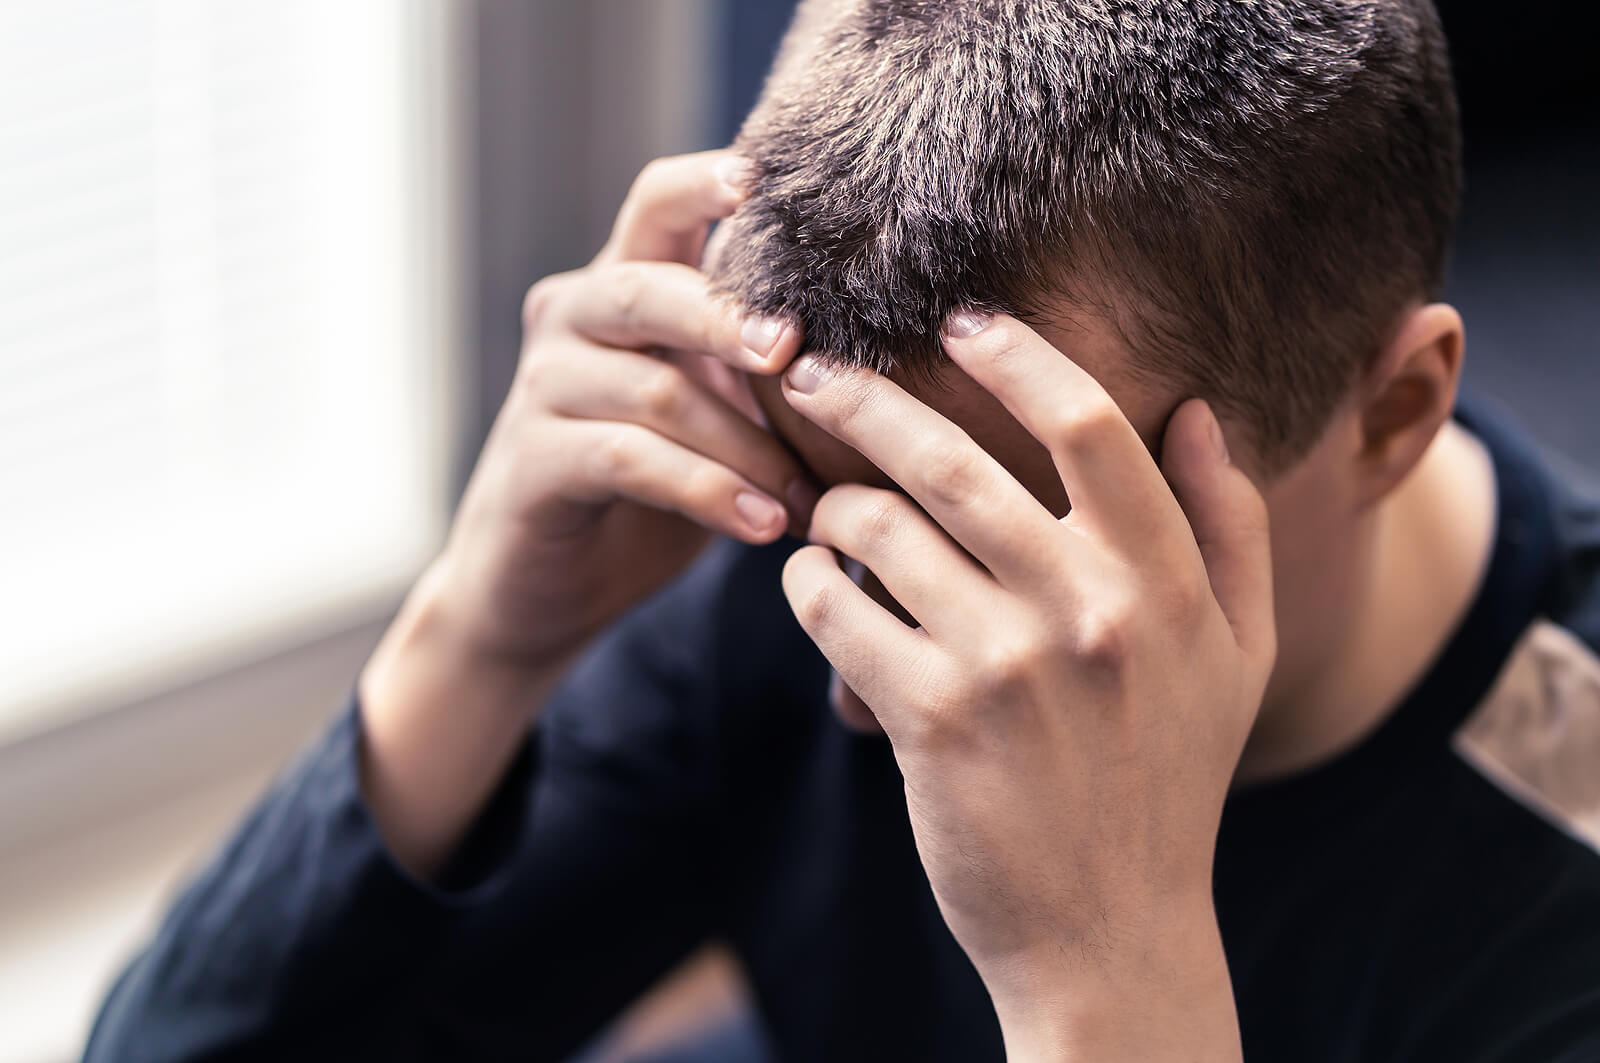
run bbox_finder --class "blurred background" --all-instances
[0,2,1593,1061]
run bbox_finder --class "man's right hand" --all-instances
[436,150,813,668]
[356,151,810,876]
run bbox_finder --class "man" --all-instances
[86,0,1600,1060]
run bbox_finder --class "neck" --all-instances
[1235,419,1498,785]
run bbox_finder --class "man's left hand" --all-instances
[778,310,1276,1062]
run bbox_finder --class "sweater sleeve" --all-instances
[82,552,735,1063]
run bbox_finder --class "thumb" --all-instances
[1161,399,1277,667]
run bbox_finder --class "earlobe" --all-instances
[1354,303,1465,505]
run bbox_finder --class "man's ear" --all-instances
[1351,302,1465,508]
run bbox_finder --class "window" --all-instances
[0,1,458,739]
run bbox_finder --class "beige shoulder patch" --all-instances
[1453,620,1600,854]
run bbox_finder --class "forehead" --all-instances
[747,313,1176,512]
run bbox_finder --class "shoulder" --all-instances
[1447,400,1600,861]
[1404,613,1600,1058]
[1453,618,1600,863]
[1542,443,1600,639]
[1382,406,1600,1056]
[1416,427,1600,1057]
[1451,422,1600,863]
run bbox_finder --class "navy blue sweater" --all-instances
[85,400,1600,1061]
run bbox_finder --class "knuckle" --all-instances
[606,262,651,332]
[521,275,565,333]
[512,332,569,399]
[633,156,672,192]
[855,492,910,544]
[1071,605,1133,677]
[590,426,641,484]
[635,364,687,421]
[790,579,839,632]
[917,437,983,509]
[695,298,730,357]
[621,158,669,212]
[511,349,552,397]
[1049,393,1124,452]
[678,460,726,512]
[807,375,862,434]
[908,701,961,751]
[908,673,980,750]
[975,631,1041,696]
[1166,565,1212,618]
[971,326,1025,368]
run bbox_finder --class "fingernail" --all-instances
[943,309,993,338]
[741,315,787,359]
[735,490,785,533]
[1208,407,1231,464]
[785,354,831,395]
[715,156,758,197]
[785,479,820,525]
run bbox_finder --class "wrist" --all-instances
[356,558,573,877]
[362,557,566,721]
[986,898,1240,1063]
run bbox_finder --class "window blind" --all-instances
[0,1,453,737]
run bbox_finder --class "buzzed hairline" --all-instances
[709,0,1461,473]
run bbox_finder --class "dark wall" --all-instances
[717,0,799,142]
[1437,0,1598,153]
[1433,2,1600,463]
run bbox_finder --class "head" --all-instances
[707,0,1465,722]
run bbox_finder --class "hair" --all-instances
[708,0,1461,470]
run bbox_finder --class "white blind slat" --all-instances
[0,0,446,737]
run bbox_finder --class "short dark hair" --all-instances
[709,0,1461,470]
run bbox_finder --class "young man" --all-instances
[87,1,1600,1060]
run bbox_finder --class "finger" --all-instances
[830,672,886,737]
[1160,399,1277,668]
[536,344,818,530]
[805,484,999,641]
[567,420,792,545]
[596,150,756,267]
[781,544,933,735]
[563,260,800,374]
[940,311,1190,556]
[780,356,1064,586]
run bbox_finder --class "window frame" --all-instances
[0,0,722,873]
[0,0,474,861]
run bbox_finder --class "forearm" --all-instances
[85,702,452,1062]
[989,901,1242,1063]
[358,558,574,878]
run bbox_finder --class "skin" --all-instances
[746,312,1496,779]
[357,151,1496,1060]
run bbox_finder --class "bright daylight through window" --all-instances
[0,1,452,739]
